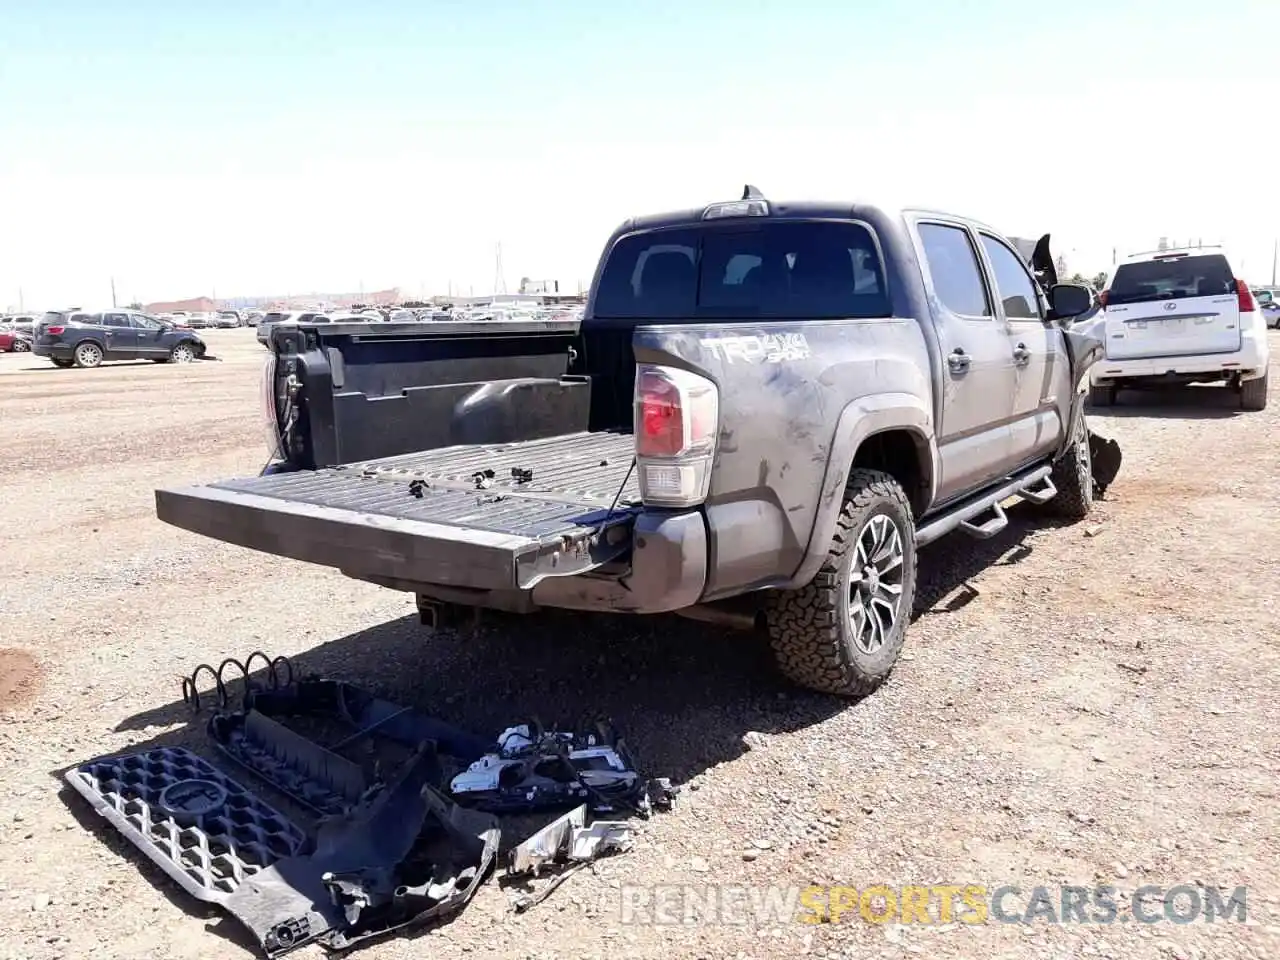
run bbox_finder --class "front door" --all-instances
[99,312,137,359]
[977,232,1063,468]
[132,314,170,358]
[914,220,1019,503]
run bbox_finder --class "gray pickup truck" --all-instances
[157,188,1107,697]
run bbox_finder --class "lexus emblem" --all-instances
[1163,302,1177,311]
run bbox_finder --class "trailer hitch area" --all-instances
[416,596,481,634]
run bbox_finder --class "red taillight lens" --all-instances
[46,326,65,335]
[637,369,684,457]
[1236,279,1255,312]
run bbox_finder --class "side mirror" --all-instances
[1049,283,1093,320]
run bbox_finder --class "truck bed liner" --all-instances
[155,432,642,592]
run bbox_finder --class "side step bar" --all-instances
[916,465,1054,548]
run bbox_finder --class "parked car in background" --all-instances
[387,308,416,321]
[185,313,213,329]
[214,310,244,328]
[3,315,38,333]
[256,311,332,346]
[1090,247,1270,410]
[0,325,32,352]
[243,311,264,327]
[33,310,207,368]
[1261,299,1280,329]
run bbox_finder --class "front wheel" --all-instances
[170,342,196,363]
[73,341,103,368]
[764,469,917,698]
[1044,404,1095,520]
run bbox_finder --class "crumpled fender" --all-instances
[1055,324,1106,461]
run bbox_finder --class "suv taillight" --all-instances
[46,325,65,335]
[1236,280,1256,312]
[634,364,718,507]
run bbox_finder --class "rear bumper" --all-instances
[1091,335,1269,383]
[32,342,73,360]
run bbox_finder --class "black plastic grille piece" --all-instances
[65,747,306,903]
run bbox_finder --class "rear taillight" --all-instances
[46,325,65,335]
[634,364,719,507]
[1236,280,1256,312]
[1096,291,1108,308]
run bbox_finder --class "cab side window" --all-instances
[980,235,1043,321]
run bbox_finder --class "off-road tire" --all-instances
[764,469,917,698]
[1241,374,1268,411]
[1088,383,1116,407]
[73,341,103,369]
[1044,404,1094,520]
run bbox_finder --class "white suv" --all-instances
[1088,247,1269,410]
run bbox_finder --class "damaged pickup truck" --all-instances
[157,187,1114,697]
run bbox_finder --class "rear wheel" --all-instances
[73,341,103,368]
[1088,383,1116,407]
[764,469,917,698]
[1241,373,1269,411]
[12,339,30,352]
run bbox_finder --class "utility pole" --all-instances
[1272,239,1277,286]
[17,286,23,311]
[494,242,507,295]
[110,277,117,308]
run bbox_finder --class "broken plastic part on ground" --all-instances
[1089,429,1122,497]
[508,804,634,876]
[449,719,648,814]
[64,670,675,956]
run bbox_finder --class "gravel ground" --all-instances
[1,329,1277,960]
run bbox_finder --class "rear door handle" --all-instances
[948,348,970,374]
[1012,344,1031,365]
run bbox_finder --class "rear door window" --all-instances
[593,220,890,320]
[917,223,992,318]
[1108,254,1235,305]
[101,312,131,327]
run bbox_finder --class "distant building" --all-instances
[519,278,563,295]
[145,295,216,314]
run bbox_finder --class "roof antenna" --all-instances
[742,184,765,201]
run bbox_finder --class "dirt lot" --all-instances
[1,329,1278,960]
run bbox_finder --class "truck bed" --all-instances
[156,432,642,592]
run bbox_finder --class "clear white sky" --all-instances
[2,0,1277,310]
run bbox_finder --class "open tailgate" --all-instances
[155,433,640,591]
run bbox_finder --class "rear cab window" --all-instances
[1108,254,1235,305]
[593,220,890,320]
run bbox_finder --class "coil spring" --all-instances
[182,651,294,713]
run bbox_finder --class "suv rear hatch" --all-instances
[1102,252,1243,359]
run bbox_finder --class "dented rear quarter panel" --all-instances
[619,204,944,600]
